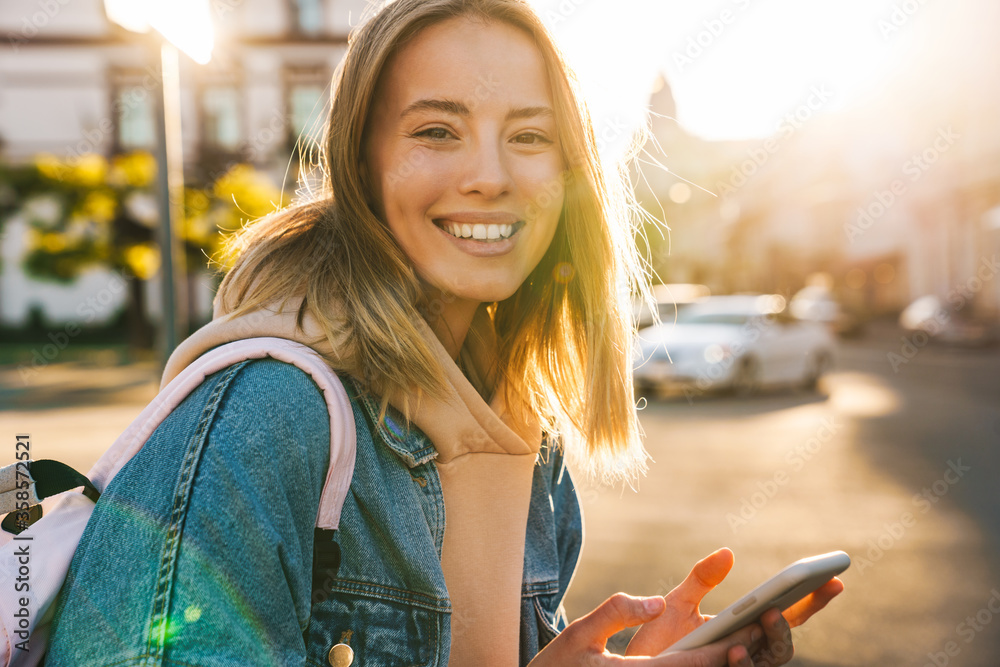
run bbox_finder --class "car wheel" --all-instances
[731,356,760,396]
[801,351,831,391]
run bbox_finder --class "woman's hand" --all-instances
[527,591,765,666]
[625,548,845,666]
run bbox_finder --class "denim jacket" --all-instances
[47,358,582,666]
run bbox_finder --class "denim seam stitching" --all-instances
[349,377,438,467]
[415,459,445,559]
[532,595,561,645]
[143,360,251,664]
[326,579,451,611]
[521,581,560,596]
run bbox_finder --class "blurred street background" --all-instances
[2,0,999,664]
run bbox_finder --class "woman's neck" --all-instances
[419,284,481,362]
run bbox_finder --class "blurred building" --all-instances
[0,0,367,327]
[636,0,1000,321]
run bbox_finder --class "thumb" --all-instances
[571,593,666,647]
[671,547,735,609]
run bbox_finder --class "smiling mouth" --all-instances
[434,219,525,242]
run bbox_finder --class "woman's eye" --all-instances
[415,127,453,140]
[513,132,552,145]
[413,128,551,145]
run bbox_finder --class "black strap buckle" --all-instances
[1,460,101,535]
[312,528,341,601]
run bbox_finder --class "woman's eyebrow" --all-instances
[400,98,554,122]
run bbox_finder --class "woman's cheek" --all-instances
[519,160,565,210]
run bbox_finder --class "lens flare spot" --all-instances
[553,261,575,284]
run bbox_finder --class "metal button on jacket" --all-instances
[328,643,355,667]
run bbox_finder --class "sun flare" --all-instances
[104,0,215,64]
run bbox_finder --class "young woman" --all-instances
[47,0,842,665]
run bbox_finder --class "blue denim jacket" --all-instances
[47,358,582,666]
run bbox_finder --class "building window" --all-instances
[285,66,329,162]
[294,0,324,35]
[290,83,325,143]
[202,87,242,151]
[113,83,156,150]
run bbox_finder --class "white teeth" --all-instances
[440,220,518,241]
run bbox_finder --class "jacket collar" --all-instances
[160,296,542,465]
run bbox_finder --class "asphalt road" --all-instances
[1,324,998,665]
[564,325,1000,666]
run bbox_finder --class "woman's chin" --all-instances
[417,273,520,306]
[457,281,523,305]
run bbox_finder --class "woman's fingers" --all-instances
[566,593,667,649]
[529,594,669,666]
[782,577,845,628]
[751,608,795,667]
[657,622,762,666]
[727,643,754,667]
[671,547,736,608]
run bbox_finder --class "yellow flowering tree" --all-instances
[183,163,289,271]
[5,152,287,348]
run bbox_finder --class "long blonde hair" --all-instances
[215,0,653,482]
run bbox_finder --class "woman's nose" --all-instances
[457,136,513,199]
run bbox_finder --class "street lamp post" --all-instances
[150,42,188,357]
[104,0,214,365]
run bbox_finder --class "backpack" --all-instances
[0,338,357,666]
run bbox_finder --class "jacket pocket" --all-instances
[306,590,445,667]
[518,590,561,664]
[532,594,560,646]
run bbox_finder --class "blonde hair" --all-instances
[215,0,653,482]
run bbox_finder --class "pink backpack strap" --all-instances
[86,337,356,530]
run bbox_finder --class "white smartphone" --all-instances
[662,550,850,653]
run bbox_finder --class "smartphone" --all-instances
[662,550,850,653]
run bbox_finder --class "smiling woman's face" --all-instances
[363,16,565,306]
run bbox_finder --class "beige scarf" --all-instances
[161,296,542,666]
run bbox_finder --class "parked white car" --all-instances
[789,285,864,338]
[899,295,999,347]
[633,295,836,395]
[632,283,712,329]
